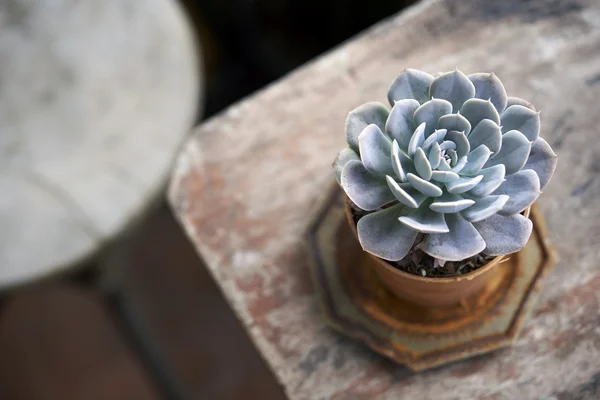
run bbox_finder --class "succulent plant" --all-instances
[334,69,557,262]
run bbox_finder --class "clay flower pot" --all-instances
[344,197,531,308]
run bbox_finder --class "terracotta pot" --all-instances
[344,198,531,308]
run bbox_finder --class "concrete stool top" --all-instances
[0,0,201,289]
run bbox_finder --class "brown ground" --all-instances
[0,204,285,400]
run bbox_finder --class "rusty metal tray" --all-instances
[307,184,556,371]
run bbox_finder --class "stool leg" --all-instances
[0,295,10,319]
[105,288,187,400]
[99,237,188,400]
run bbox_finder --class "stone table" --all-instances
[168,0,600,398]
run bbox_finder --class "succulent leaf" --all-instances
[485,130,531,175]
[422,129,448,150]
[414,148,433,180]
[473,213,533,256]
[358,124,394,176]
[439,141,457,151]
[429,69,475,112]
[431,170,460,183]
[341,160,395,211]
[430,192,474,213]
[500,105,540,142]
[468,72,508,113]
[460,145,492,176]
[414,99,453,137]
[506,96,536,111]
[437,113,471,135]
[399,204,450,233]
[407,122,426,157]
[387,69,434,105]
[407,173,443,197]
[467,119,502,155]
[386,99,420,152]
[345,102,389,152]
[391,140,406,182]
[437,157,452,171]
[494,170,540,215]
[428,142,442,169]
[333,147,360,184]
[425,213,486,261]
[447,149,458,166]
[386,176,427,208]
[446,130,470,158]
[446,175,484,194]
[459,98,500,128]
[450,156,468,173]
[336,69,556,262]
[357,204,418,261]
[461,195,509,222]
[523,137,558,189]
[468,165,506,197]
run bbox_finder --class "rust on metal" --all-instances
[307,183,556,371]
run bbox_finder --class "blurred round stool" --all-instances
[0,1,202,398]
[0,0,201,288]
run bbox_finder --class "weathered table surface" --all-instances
[169,0,600,398]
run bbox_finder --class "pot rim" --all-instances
[344,196,531,284]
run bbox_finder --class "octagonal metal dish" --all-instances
[307,183,556,371]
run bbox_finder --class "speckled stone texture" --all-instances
[0,0,200,288]
[169,0,600,398]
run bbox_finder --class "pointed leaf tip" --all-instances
[460,98,501,128]
[429,69,475,112]
[506,96,536,111]
[387,69,434,106]
[437,113,472,136]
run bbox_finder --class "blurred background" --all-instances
[0,0,416,399]
[186,0,416,118]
